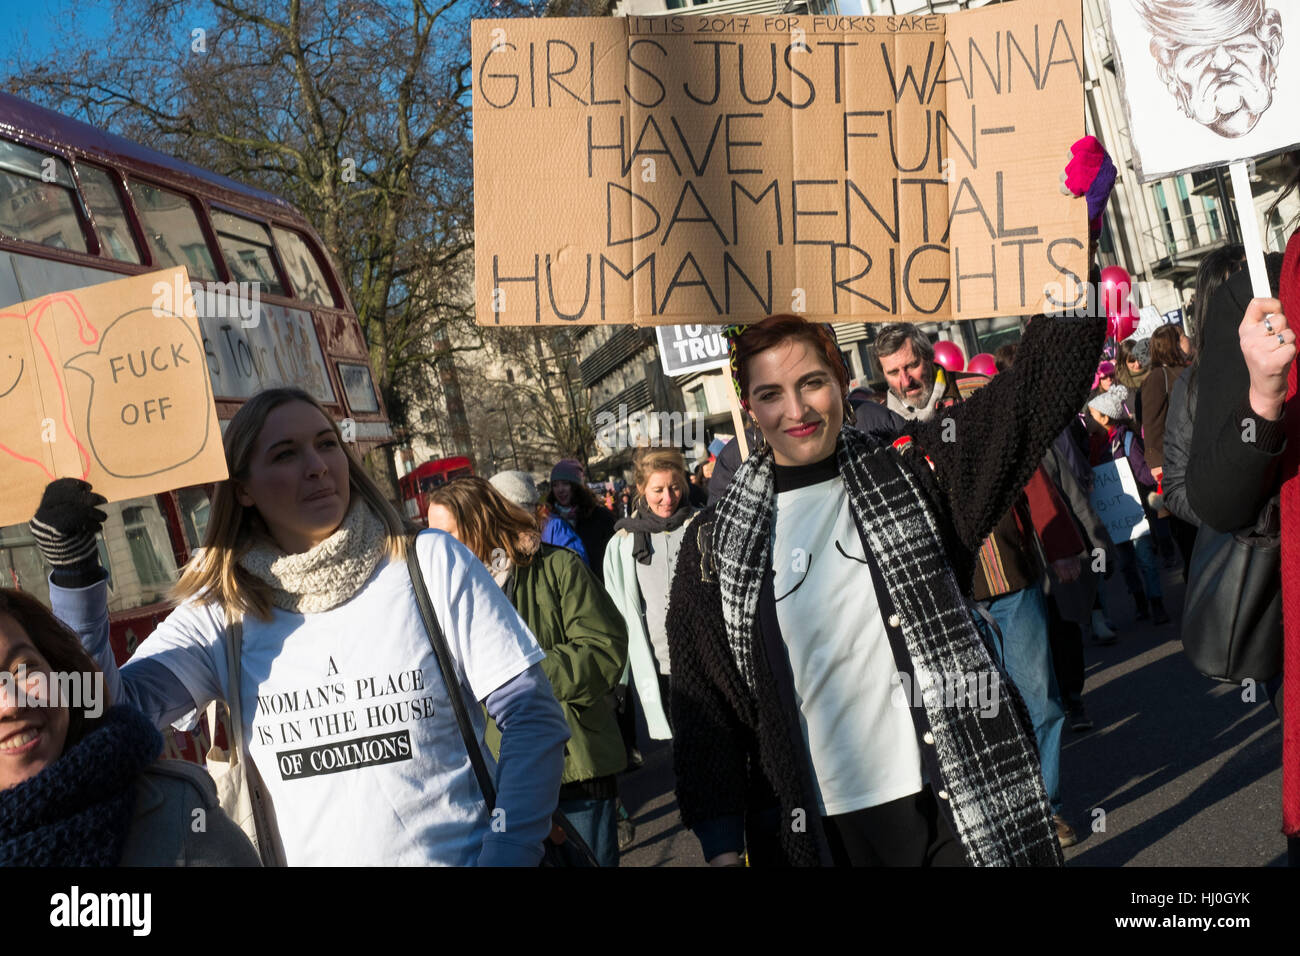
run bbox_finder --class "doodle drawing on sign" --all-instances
[0,292,97,483]
[1134,0,1285,138]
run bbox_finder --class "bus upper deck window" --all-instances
[127,180,217,280]
[211,210,285,296]
[271,225,336,308]
[0,138,88,253]
[78,164,142,264]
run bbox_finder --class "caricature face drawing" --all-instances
[1135,0,1285,138]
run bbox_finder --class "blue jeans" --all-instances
[1117,533,1162,600]
[557,795,620,867]
[980,585,1065,815]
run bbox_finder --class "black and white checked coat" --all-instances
[666,309,1106,866]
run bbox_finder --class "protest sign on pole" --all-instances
[0,266,228,525]
[1089,457,1151,543]
[1105,0,1299,297]
[473,0,1088,327]
[656,324,729,375]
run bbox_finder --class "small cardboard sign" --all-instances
[1106,0,1300,182]
[656,324,729,375]
[473,0,1088,326]
[0,267,228,526]
[1089,457,1150,543]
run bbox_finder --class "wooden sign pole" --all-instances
[727,384,750,461]
[1229,160,1272,298]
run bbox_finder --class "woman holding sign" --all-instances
[662,138,1115,868]
[30,387,570,866]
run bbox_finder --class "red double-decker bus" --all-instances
[399,456,474,525]
[0,92,391,759]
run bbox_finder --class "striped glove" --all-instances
[29,479,108,571]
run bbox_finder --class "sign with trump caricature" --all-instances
[1107,0,1299,181]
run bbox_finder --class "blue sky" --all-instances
[4,0,115,72]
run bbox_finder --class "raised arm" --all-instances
[907,305,1106,554]
[33,480,202,729]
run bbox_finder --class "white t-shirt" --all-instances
[133,531,545,865]
[771,475,923,816]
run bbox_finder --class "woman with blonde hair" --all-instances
[602,447,699,740]
[31,386,569,866]
[426,476,628,866]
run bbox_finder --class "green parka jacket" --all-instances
[484,545,629,784]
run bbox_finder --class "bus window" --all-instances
[0,521,53,609]
[128,180,217,280]
[211,210,285,296]
[101,497,181,612]
[77,164,142,264]
[0,138,88,252]
[272,225,336,307]
[176,486,212,551]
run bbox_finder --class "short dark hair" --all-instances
[0,588,106,750]
[994,342,1019,372]
[733,315,849,405]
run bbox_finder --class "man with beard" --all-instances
[1135,0,1285,138]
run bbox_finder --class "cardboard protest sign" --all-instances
[0,267,227,526]
[657,324,729,375]
[1089,458,1151,542]
[473,0,1088,327]
[1106,0,1299,182]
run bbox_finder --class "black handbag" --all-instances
[1181,496,1283,683]
[405,539,600,867]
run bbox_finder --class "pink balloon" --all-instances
[1107,300,1138,342]
[966,352,998,377]
[1099,265,1132,317]
[932,340,966,373]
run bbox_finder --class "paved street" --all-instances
[617,562,1287,868]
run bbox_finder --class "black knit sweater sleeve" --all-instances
[665,510,750,837]
[905,309,1107,556]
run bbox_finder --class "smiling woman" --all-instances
[32,386,571,866]
[666,295,1108,868]
[0,587,258,865]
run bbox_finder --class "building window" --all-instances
[1204,195,1222,240]
[1154,183,1176,251]
[1175,176,1199,247]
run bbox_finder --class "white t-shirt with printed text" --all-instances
[132,531,545,865]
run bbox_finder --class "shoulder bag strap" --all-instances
[405,537,498,809]
[224,609,283,866]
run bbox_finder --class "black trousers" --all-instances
[821,786,967,867]
[1046,592,1085,707]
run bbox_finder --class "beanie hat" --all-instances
[550,459,584,484]
[489,470,538,508]
[1096,360,1116,377]
[1088,383,1129,420]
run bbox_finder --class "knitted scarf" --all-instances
[0,705,162,866]
[615,498,695,564]
[239,500,387,614]
[1279,230,1299,836]
[711,424,1060,866]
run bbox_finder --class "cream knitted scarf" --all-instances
[238,500,388,613]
